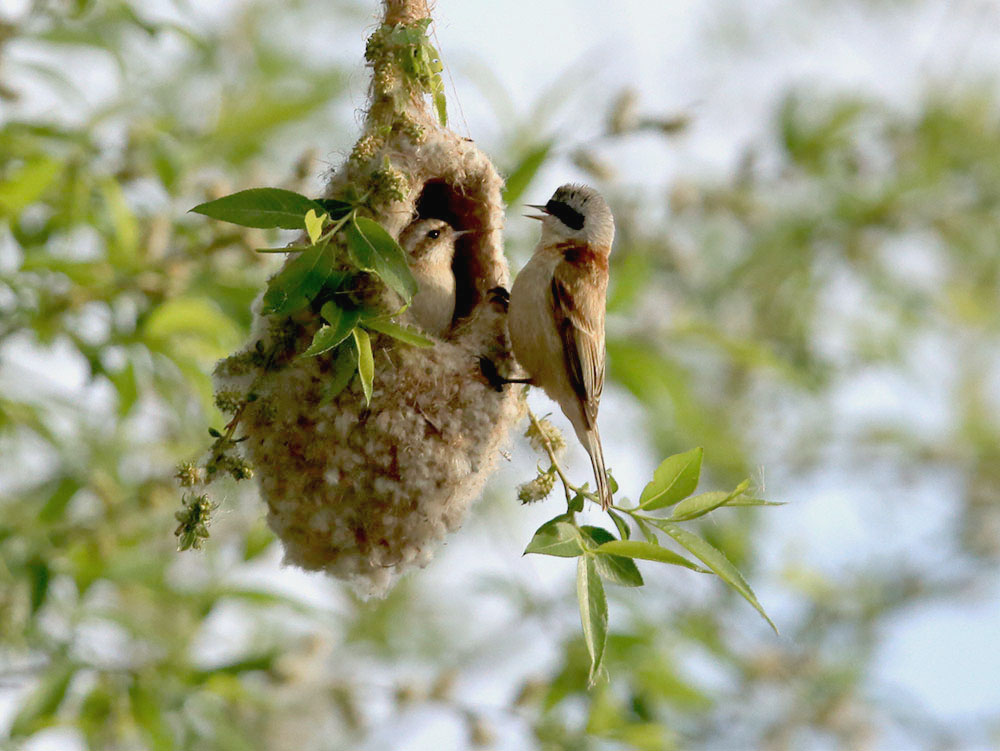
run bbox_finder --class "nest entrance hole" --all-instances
[414,179,496,322]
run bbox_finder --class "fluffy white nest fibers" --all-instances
[214,28,523,596]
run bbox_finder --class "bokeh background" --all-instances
[3,0,1000,749]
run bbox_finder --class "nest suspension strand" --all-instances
[213,0,523,597]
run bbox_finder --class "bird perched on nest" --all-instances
[503,184,615,510]
[399,218,468,337]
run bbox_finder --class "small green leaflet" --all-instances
[352,327,374,405]
[364,317,434,347]
[260,246,339,316]
[347,217,418,302]
[595,539,710,573]
[670,479,750,522]
[8,661,76,738]
[190,188,327,230]
[634,516,659,544]
[524,518,584,557]
[725,496,785,508]
[577,556,608,686]
[580,526,642,587]
[607,509,631,540]
[639,446,703,510]
[433,84,448,127]
[304,209,326,244]
[502,141,553,206]
[655,522,777,633]
[0,156,62,219]
[321,344,359,405]
[301,302,361,357]
[314,198,354,219]
[388,20,447,126]
[607,472,619,494]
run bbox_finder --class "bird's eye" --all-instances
[427,229,440,239]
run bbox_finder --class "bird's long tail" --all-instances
[584,426,612,510]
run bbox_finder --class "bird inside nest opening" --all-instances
[399,217,468,337]
[405,179,491,333]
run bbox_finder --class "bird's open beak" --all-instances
[524,204,549,221]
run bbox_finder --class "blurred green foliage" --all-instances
[2,1,1000,750]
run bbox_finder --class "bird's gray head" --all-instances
[399,218,466,265]
[529,183,614,250]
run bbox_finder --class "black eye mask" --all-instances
[545,199,585,230]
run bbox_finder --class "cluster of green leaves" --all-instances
[369,17,448,125]
[525,447,779,683]
[191,187,432,405]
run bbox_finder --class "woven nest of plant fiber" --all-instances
[213,0,523,597]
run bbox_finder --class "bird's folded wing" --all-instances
[550,263,606,428]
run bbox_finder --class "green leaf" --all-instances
[640,447,703,510]
[568,492,585,513]
[99,177,139,267]
[352,327,374,405]
[144,297,240,353]
[607,472,619,494]
[634,516,659,544]
[304,209,326,244]
[524,518,584,557]
[242,521,274,561]
[301,302,360,357]
[315,198,354,219]
[0,156,62,218]
[129,680,173,751]
[27,559,50,614]
[577,556,608,685]
[503,142,553,206]
[109,360,138,417]
[190,188,326,229]
[656,522,777,632]
[725,495,786,508]
[9,661,76,737]
[320,344,359,405]
[581,527,643,587]
[607,509,631,540]
[347,217,418,301]
[594,539,710,573]
[670,479,750,521]
[260,245,335,316]
[433,87,448,127]
[39,476,81,522]
[363,317,434,347]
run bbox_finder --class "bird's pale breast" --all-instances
[508,248,574,404]
[409,261,456,336]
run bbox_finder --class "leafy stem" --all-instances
[527,408,578,503]
[317,208,355,245]
[522,445,780,683]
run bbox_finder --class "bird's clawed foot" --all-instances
[478,355,530,392]
[478,356,506,392]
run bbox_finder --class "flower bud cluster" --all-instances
[517,469,556,504]
[524,417,566,456]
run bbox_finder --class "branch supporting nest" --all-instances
[383,0,429,25]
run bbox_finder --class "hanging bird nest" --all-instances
[212,0,523,597]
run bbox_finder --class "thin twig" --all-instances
[526,408,596,504]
